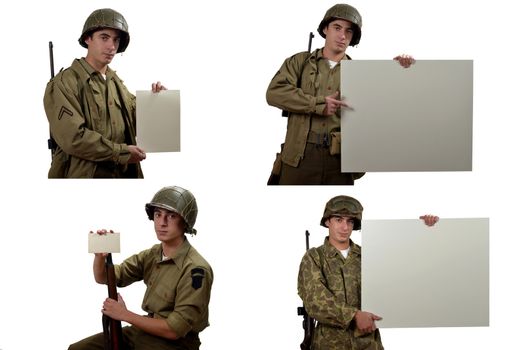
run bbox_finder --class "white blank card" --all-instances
[341,60,473,172]
[361,218,489,328]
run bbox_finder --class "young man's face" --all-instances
[325,215,354,247]
[153,207,186,245]
[323,19,354,55]
[85,28,121,67]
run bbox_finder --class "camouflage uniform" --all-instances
[44,58,142,178]
[298,237,383,350]
[69,238,213,350]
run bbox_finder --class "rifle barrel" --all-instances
[48,41,55,79]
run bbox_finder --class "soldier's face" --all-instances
[85,28,121,65]
[153,208,186,245]
[326,215,354,246]
[323,19,354,54]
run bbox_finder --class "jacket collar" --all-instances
[73,57,116,80]
[154,237,192,269]
[311,47,351,62]
[323,236,361,258]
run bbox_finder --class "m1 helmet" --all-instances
[78,8,130,53]
[317,3,362,46]
[145,186,198,235]
[320,195,363,230]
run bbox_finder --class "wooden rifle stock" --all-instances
[298,230,316,350]
[103,253,123,350]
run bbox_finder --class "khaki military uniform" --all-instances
[298,238,383,350]
[266,48,363,185]
[44,58,143,178]
[69,238,212,350]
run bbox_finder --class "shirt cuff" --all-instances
[113,144,131,165]
[166,312,192,337]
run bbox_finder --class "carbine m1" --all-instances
[298,230,316,350]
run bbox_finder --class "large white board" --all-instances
[341,60,473,172]
[136,90,181,152]
[361,218,489,328]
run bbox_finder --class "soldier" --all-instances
[44,8,166,178]
[266,4,415,185]
[69,186,213,350]
[298,195,438,349]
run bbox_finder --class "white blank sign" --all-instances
[88,232,120,253]
[361,218,489,328]
[340,60,473,172]
[136,90,181,152]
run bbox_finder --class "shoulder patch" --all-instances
[191,267,205,290]
[58,106,73,120]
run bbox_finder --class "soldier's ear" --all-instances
[324,218,331,228]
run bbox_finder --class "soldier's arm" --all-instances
[103,295,180,340]
[93,253,107,284]
[116,264,212,340]
[297,250,357,329]
[163,265,213,338]
[266,53,326,115]
[114,250,147,288]
[43,74,131,164]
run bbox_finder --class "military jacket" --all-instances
[266,48,349,167]
[43,58,143,178]
[115,238,213,337]
[298,238,383,350]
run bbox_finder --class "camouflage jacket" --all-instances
[298,238,383,350]
[266,48,349,167]
[43,58,143,178]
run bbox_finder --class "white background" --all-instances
[0,0,522,349]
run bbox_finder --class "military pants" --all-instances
[279,143,361,185]
[68,325,200,350]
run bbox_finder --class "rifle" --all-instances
[47,41,57,153]
[281,32,315,117]
[298,230,316,350]
[102,253,123,350]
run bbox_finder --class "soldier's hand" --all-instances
[102,294,129,321]
[92,229,114,235]
[151,81,167,93]
[355,311,382,333]
[128,145,146,163]
[394,54,416,68]
[420,215,439,227]
[323,91,350,116]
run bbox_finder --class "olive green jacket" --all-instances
[115,238,213,337]
[266,48,349,167]
[298,238,383,350]
[43,58,143,178]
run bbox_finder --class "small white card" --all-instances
[88,232,120,253]
[136,90,181,152]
